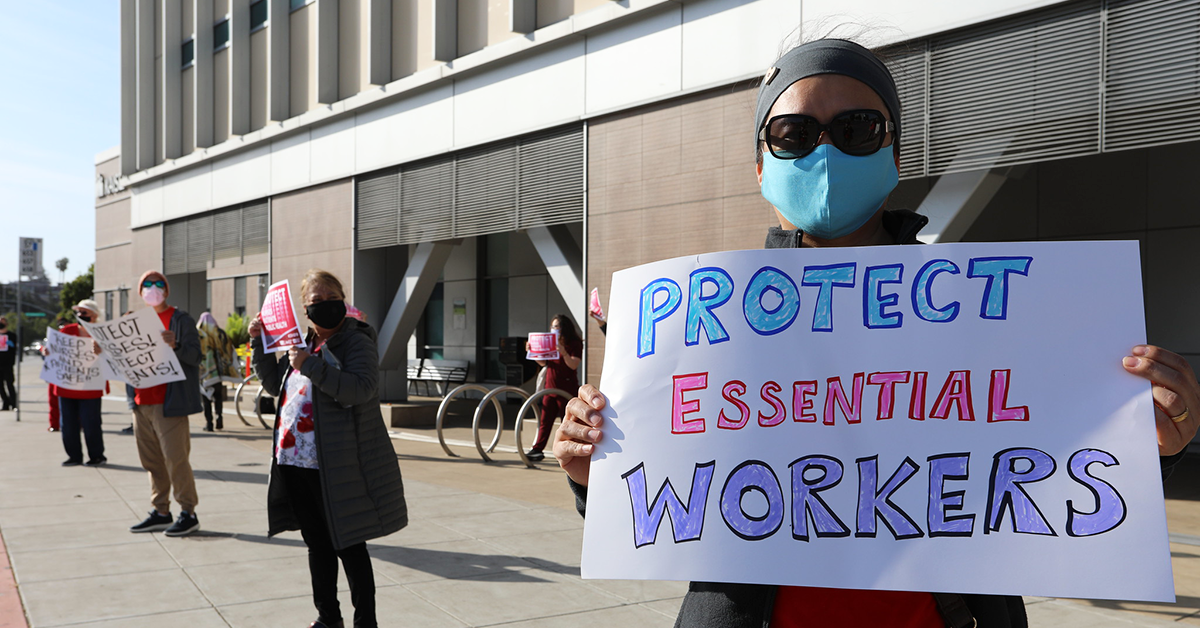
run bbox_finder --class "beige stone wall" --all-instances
[271,179,354,317]
[289,4,318,117]
[208,277,237,324]
[131,224,165,283]
[585,84,777,385]
[214,47,231,143]
[250,28,269,130]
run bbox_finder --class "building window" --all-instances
[290,0,313,12]
[234,276,246,316]
[104,292,114,321]
[423,283,445,360]
[213,18,230,50]
[181,38,194,68]
[118,289,129,316]
[250,0,268,30]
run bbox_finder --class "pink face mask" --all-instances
[142,287,166,307]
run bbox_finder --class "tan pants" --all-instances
[133,404,198,514]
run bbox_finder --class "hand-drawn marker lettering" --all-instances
[967,256,1032,320]
[801,262,856,332]
[855,455,924,539]
[789,455,851,541]
[927,453,976,537]
[986,447,1057,536]
[685,268,735,347]
[637,278,682,358]
[623,462,716,548]
[1066,449,1127,537]
[912,259,961,323]
[720,460,785,541]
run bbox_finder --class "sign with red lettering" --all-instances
[261,280,304,353]
[0,334,7,352]
[527,332,560,361]
[581,241,1173,602]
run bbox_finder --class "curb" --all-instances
[0,527,28,628]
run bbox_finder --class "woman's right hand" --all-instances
[553,384,607,486]
[248,313,263,338]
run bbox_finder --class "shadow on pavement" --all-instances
[233,533,569,582]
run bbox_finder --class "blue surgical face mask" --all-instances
[760,143,899,240]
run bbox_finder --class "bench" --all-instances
[408,358,469,396]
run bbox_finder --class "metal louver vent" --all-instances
[517,125,584,229]
[1104,0,1200,151]
[213,208,242,260]
[186,214,213,273]
[455,142,517,238]
[164,222,188,275]
[242,202,269,256]
[400,156,455,245]
[886,44,929,179]
[356,168,400,250]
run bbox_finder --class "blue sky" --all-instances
[0,1,119,284]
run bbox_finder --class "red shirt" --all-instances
[52,324,108,400]
[769,586,943,628]
[134,307,175,406]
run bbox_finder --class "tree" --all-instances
[55,257,69,284]
[58,264,94,322]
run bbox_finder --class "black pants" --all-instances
[0,367,15,409]
[203,386,224,424]
[60,397,104,462]
[278,464,377,628]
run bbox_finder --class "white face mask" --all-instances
[142,287,166,307]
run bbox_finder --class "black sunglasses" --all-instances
[142,279,166,289]
[759,109,894,160]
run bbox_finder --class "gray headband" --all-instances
[754,39,901,150]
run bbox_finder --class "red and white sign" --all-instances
[0,334,7,352]
[590,287,606,322]
[261,280,304,353]
[527,332,559,361]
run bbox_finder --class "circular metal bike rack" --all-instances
[513,388,572,468]
[234,375,272,429]
[471,386,531,462]
[435,384,504,458]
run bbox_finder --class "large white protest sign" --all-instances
[39,328,115,391]
[581,241,1173,602]
[83,309,186,388]
[261,280,304,353]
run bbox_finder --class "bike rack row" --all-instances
[437,383,572,468]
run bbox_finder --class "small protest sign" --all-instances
[39,328,114,391]
[0,334,7,352]
[261,280,304,353]
[581,241,1173,602]
[590,288,606,322]
[82,309,186,388]
[527,332,560,361]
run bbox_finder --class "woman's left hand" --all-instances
[1123,345,1200,456]
[288,347,310,372]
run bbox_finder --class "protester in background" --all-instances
[197,312,238,432]
[52,300,108,466]
[127,271,204,537]
[44,317,68,432]
[0,317,17,411]
[525,314,581,462]
[251,269,406,628]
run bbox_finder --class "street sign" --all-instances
[19,238,42,279]
[23,313,45,318]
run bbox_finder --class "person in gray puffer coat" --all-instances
[251,269,406,628]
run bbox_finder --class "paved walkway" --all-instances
[1,360,1199,627]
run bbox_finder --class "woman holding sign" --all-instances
[52,300,107,467]
[526,314,582,462]
[553,38,1200,628]
[250,269,406,628]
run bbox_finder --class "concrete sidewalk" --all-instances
[1,359,1200,627]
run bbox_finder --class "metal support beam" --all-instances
[377,239,461,369]
[510,0,535,34]
[528,225,584,328]
[120,0,137,175]
[136,0,156,170]
[161,0,182,160]
[915,166,1023,243]
[432,0,457,62]
[367,0,392,85]
[194,0,215,148]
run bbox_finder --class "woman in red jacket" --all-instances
[54,299,108,466]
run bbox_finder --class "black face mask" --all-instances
[76,313,93,323]
[306,299,347,330]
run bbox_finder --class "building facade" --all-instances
[96,0,1200,402]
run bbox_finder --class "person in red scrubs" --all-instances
[52,300,108,466]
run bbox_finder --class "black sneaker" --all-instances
[61,459,83,467]
[120,425,134,435]
[526,450,545,462]
[164,511,200,537]
[130,510,173,533]
[84,456,107,467]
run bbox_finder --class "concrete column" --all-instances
[268,0,290,120]
[432,0,456,62]
[194,0,215,148]
[367,0,391,85]
[377,239,461,369]
[317,0,339,104]
[510,0,534,34]
[528,225,584,329]
[230,0,251,134]
[136,0,156,170]
[121,0,137,175]
[162,0,182,159]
